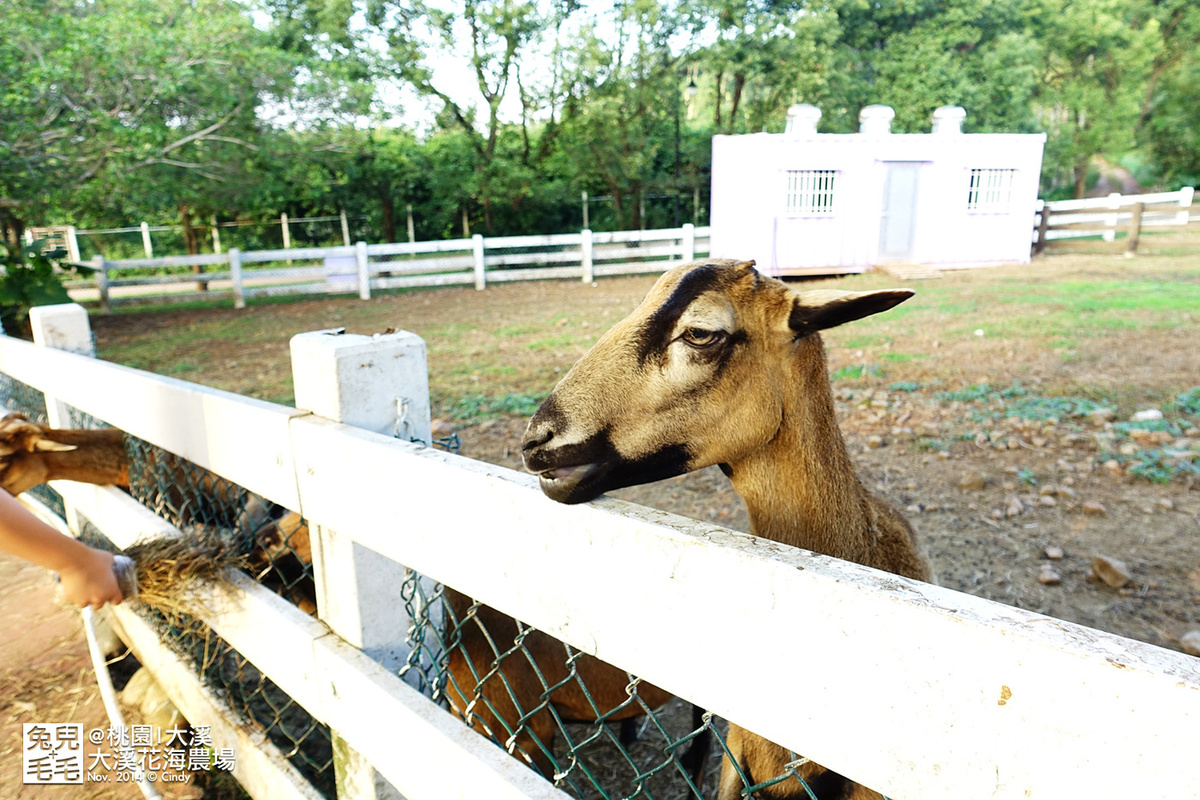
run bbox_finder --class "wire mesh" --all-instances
[0,368,872,799]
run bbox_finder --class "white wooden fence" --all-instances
[1033,187,1195,253]
[66,225,709,311]
[5,303,1200,800]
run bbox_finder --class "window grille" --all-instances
[784,170,837,215]
[967,168,1016,212]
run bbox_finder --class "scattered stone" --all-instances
[957,470,989,491]
[1038,565,1062,585]
[1091,555,1132,589]
[1005,496,1025,517]
[1159,497,1175,511]
[867,434,884,448]
[1031,436,1049,448]
[991,508,1004,520]
[1181,630,1200,657]
[937,450,952,460]
[1131,408,1164,422]
[1081,501,1108,516]
[1039,484,1058,496]
[1044,546,1064,560]
[1038,495,1058,508]
[430,418,453,437]
[1102,460,1122,475]
[1087,408,1116,425]
[1118,442,1139,455]
[905,504,922,514]
[1058,486,1078,499]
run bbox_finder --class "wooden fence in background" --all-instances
[63,225,709,311]
[1033,188,1195,255]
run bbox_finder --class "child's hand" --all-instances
[57,547,125,609]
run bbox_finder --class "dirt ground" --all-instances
[0,553,220,799]
[4,254,1199,798]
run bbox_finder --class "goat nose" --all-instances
[522,425,553,453]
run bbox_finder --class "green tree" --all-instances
[1029,0,1160,197]
[0,0,308,247]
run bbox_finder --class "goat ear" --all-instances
[788,289,914,337]
[32,440,78,453]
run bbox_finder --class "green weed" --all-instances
[448,392,547,422]
[831,363,884,381]
[1173,387,1200,418]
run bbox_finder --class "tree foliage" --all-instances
[2,0,1197,248]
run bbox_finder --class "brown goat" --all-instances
[441,589,709,781]
[521,259,931,800]
[0,413,317,613]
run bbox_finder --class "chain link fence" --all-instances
[1,366,853,800]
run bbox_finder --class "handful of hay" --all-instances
[120,528,249,619]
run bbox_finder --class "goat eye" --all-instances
[680,327,723,348]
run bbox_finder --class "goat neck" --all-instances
[725,333,872,563]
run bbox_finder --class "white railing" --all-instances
[67,225,711,311]
[1033,187,1194,250]
[5,304,1200,800]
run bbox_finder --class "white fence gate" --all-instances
[4,303,1200,800]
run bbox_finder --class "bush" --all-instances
[0,241,91,339]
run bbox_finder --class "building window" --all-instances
[967,168,1016,212]
[784,170,838,215]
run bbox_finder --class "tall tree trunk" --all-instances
[713,70,724,129]
[1073,159,1090,199]
[726,73,746,133]
[381,196,397,243]
[180,204,206,291]
[609,186,625,230]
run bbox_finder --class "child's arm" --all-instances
[0,489,124,609]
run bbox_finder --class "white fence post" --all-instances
[472,234,486,290]
[140,221,153,258]
[1103,192,1120,242]
[281,213,291,250]
[92,255,110,314]
[681,223,695,261]
[356,241,371,301]
[1178,186,1195,226]
[230,248,245,310]
[28,303,95,535]
[290,329,435,800]
[581,229,594,283]
[65,225,81,263]
[340,209,352,247]
[211,216,222,254]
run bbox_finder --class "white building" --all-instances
[709,105,1047,275]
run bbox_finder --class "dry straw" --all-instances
[121,528,248,619]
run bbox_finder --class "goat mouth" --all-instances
[537,463,603,504]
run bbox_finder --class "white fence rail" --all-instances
[4,305,1200,800]
[1033,187,1194,251]
[65,225,710,311]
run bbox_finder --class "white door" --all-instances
[878,162,922,261]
